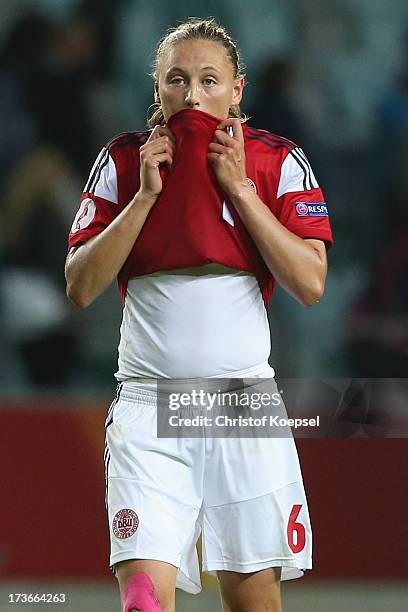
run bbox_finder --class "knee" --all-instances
[121,572,162,612]
[224,599,282,612]
[219,567,282,612]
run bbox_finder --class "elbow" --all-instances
[299,279,325,308]
[66,281,93,309]
[65,248,95,308]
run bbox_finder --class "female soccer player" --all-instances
[66,17,332,612]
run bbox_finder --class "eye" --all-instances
[203,77,216,86]
[169,77,185,85]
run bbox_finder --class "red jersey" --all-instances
[68,109,333,307]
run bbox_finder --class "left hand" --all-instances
[208,118,247,195]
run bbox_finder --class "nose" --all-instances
[185,83,200,108]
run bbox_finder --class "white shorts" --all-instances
[104,365,312,594]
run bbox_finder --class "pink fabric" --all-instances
[122,572,162,612]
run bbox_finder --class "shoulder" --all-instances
[105,130,150,156]
[244,124,318,187]
[244,124,298,157]
[83,130,150,199]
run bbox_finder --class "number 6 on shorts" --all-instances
[287,504,306,553]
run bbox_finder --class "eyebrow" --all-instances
[166,65,221,75]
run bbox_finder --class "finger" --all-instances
[231,119,244,142]
[216,118,233,130]
[161,126,176,144]
[214,131,243,160]
[141,146,174,169]
[207,152,220,164]
[208,142,227,154]
[144,136,175,155]
[207,151,231,163]
[217,118,244,143]
[146,152,173,167]
[213,129,235,146]
[147,125,164,142]
[149,138,175,153]
[150,125,176,145]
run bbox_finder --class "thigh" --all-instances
[202,480,312,583]
[218,567,282,612]
[106,387,205,500]
[204,375,303,505]
[205,436,303,506]
[116,559,177,612]
[105,387,205,594]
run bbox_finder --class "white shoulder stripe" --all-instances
[291,149,311,190]
[93,154,118,204]
[295,148,319,190]
[84,147,106,193]
[83,148,118,204]
[277,148,319,198]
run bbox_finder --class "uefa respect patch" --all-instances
[295,202,329,217]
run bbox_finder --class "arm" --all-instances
[66,191,156,307]
[65,126,175,308]
[208,119,328,307]
[219,184,327,306]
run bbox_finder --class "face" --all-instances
[155,39,244,121]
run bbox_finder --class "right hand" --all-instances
[139,125,176,199]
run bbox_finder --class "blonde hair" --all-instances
[147,17,248,128]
